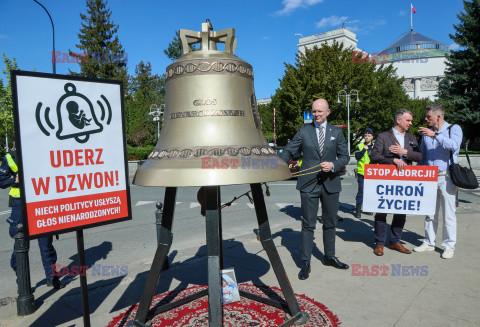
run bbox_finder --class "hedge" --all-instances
[127,145,155,161]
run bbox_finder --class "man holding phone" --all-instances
[414,103,462,259]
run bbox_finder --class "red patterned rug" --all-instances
[108,284,340,326]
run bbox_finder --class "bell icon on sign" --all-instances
[55,83,103,143]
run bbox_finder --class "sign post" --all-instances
[11,71,132,326]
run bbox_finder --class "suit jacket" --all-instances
[279,122,350,193]
[370,129,422,165]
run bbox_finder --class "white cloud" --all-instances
[371,19,386,27]
[0,34,7,39]
[315,15,348,28]
[340,18,385,34]
[263,36,272,40]
[347,25,360,32]
[449,43,461,50]
[399,10,406,16]
[275,0,323,16]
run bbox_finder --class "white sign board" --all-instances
[12,71,131,238]
[362,164,438,216]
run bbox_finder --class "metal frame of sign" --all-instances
[11,70,132,239]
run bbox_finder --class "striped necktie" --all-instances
[318,125,324,154]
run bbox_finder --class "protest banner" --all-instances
[362,164,438,215]
[11,71,131,238]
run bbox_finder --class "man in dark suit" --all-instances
[370,109,422,256]
[280,99,350,280]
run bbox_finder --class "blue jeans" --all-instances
[8,199,57,280]
[356,174,364,207]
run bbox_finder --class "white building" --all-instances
[257,98,272,106]
[296,28,450,101]
[378,29,449,100]
[297,28,360,53]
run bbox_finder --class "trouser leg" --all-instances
[425,182,442,246]
[356,175,364,207]
[390,214,406,245]
[320,186,339,258]
[374,213,388,245]
[11,247,17,274]
[8,202,21,274]
[441,175,457,250]
[38,236,57,280]
[300,189,320,261]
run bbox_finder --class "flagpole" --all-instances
[410,3,413,31]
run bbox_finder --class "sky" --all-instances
[0,0,465,99]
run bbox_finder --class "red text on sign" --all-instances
[50,149,104,168]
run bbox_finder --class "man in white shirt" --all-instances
[414,103,463,259]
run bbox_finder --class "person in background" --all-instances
[354,128,374,218]
[413,103,462,259]
[0,150,65,289]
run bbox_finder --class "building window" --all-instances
[421,43,436,49]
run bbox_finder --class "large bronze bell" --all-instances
[131,21,309,327]
[133,20,290,187]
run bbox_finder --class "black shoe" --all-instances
[324,257,349,270]
[298,264,311,280]
[47,276,65,289]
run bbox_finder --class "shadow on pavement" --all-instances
[33,241,114,306]
[279,205,302,221]
[270,228,323,268]
[30,276,126,327]
[111,238,272,315]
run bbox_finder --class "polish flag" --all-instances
[411,4,416,13]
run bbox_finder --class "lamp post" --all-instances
[149,103,165,139]
[337,85,360,154]
[33,0,56,74]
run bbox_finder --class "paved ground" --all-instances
[1,168,480,326]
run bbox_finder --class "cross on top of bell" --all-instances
[179,19,237,54]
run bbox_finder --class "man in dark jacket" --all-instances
[370,109,422,256]
[280,99,350,280]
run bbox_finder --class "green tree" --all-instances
[258,103,274,143]
[70,0,127,83]
[0,53,19,155]
[266,42,425,149]
[438,0,480,144]
[125,61,165,147]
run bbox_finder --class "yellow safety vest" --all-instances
[5,154,20,198]
[356,143,372,176]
